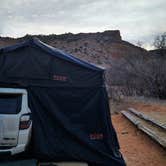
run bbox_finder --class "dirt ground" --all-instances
[110,97,166,114]
[112,114,166,166]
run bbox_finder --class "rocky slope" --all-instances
[0,30,148,68]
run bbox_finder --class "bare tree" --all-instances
[153,32,166,49]
[107,32,166,99]
[136,41,143,48]
[109,48,166,99]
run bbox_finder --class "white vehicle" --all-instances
[0,88,32,155]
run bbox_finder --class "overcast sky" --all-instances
[0,0,166,49]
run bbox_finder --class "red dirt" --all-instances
[125,100,166,123]
[112,114,166,166]
[127,101,166,113]
[110,98,166,114]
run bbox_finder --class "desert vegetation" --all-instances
[109,32,166,99]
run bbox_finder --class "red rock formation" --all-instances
[0,30,148,68]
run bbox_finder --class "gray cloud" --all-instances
[0,0,166,49]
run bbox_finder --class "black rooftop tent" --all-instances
[0,38,125,166]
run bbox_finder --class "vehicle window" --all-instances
[0,94,22,114]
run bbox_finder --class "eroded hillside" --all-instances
[0,30,148,68]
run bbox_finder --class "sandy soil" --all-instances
[124,100,166,124]
[110,97,166,114]
[112,114,166,166]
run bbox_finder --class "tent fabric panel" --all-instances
[0,46,51,79]
[0,44,103,87]
[27,87,125,166]
[50,55,103,87]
